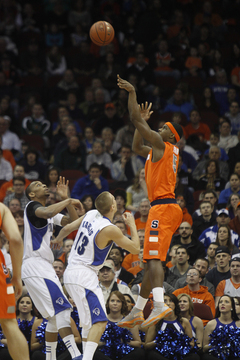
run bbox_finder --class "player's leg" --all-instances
[82,321,108,360]
[1,318,30,360]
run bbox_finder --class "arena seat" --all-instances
[193,303,214,321]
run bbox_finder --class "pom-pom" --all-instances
[18,318,35,344]
[209,325,240,360]
[155,328,192,360]
[0,326,5,348]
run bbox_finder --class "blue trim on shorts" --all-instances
[44,278,71,315]
[151,198,177,206]
[85,289,107,324]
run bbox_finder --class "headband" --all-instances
[165,122,180,143]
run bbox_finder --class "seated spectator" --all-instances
[192,145,229,181]
[19,39,46,76]
[3,176,29,210]
[115,121,135,147]
[204,132,228,162]
[53,69,79,107]
[210,69,231,110]
[98,51,124,94]
[45,167,60,195]
[121,229,145,272]
[70,41,96,78]
[206,242,218,270]
[66,91,83,122]
[82,126,95,154]
[53,122,79,159]
[215,256,240,307]
[176,196,193,226]
[58,239,74,264]
[21,103,51,149]
[199,208,240,250]
[71,163,108,200]
[135,198,150,230]
[224,100,240,135]
[0,134,15,169]
[227,193,240,220]
[170,222,206,265]
[177,154,194,191]
[20,147,47,181]
[177,138,198,173]
[206,246,231,289]
[215,225,239,256]
[163,88,194,120]
[101,127,121,161]
[0,147,12,180]
[229,200,240,236]
[126,168,148,214]
[8,197,21,214]
[114,188,129,216]
[0,165,31,203]
[194,159,225,193]
[45,22,64,48]
[198,86,220,114]
[183,109,211,143]
[166,244,180,269]
[80,194,95,212]
[175,174,194,215]
[218,173,240,208]
[98,259,134,304]
[109,245,135,286]
[53,259,65,286]
[54,135,86,172]
[225,162,240,189]
[228,131,240,175]
[218,118,238,153]
[192,201,216,239]
[13,209,24,239]
[78,88,94,123]
[93,102,125,137]
[154,39,181,80]
[219,87,240,116]
[111,144,144,182]
[170,246,193,284]
[173,268,215,326]
[46,45,67,76]
[85,140,112,176]
[0,115,21,153]
[192,190,219,221]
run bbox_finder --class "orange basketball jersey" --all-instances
[145,142,179,202]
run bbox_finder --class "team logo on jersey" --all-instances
[1,263,8,275]
[151,220,159,228]
[56,297,64,305]
[93,307,100,316]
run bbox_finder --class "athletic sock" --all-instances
[62,334,81,358]
[135,295,148,310]
[82,341,98,360]
[152,287,164,303]
[46,341,57,360]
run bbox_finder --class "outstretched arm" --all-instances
[132,103,152,158]
[117,75,165,149]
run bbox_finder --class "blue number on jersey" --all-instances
[74,231,89,255]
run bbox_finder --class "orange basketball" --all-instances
[89,21,115,46]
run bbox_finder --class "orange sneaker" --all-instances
[117,307,144,328]
[141,302,172,330]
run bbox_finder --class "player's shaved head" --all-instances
[95,191,114,215]
[25,182,37,200]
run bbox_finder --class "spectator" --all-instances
[199,208,239,251]
[192,145,229,181]
[228,130,240,175]
[177,137,198,173]
[8,197,21,214]
[20,147,47,181]
[219,87,240,116]
[46,45,67,75]
[45,23,64,48]
[71,163,109,200]
[210,69,231,109]
[0,164,31,202]
[135,198,150,230]
[53,259,65,286]
[192,190,219,221]
[126,168,148,214]
[19,39,46,76]
[111,144,143,182]
[183,109,211,142]
[66,91,83,122]
[170,222,206,265]
[101,127,121,161]
[58,239,74,264]
[114,189,128,215]
[198,86,220,114]
[93,102,125,137]
[217,118,238,153]
[229,200,240,236]
[176,195,193,225]
[53,122,78,159]
[206,242,218,270]
[163,88,194,120]
[192,201,216,239]
[224,100,240,135]
[0,115,21,153]
[166,244,181,269]
[54,69,79,107]
[115,121,135,147]
[154,39,181,80]
[3,176,29,210]
[121,229,145,272]
[215,256,240,306]
[98,51,124,94]
[54,135,86,172]
[173,268,215,325]
[218,173,240,208]
[0,147,12,180]
[227,193,240,220]
[0,134,15,169]
[85,140,112,176]
[170,246,193,284]
[82,126,95,154]
[194,159,225,193]
[215,225,239,255]
[175,173,194,215]
[204,132,228,162]
[109,245,134,286]
[13,209,24,239]
[206,246,231,289]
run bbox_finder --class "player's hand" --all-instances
[70,198,83,210]
[57,176,69,200]
[117,74,135,93]
[122,212,135,226]
[139,102,153,122]
[11,276,23,300]
[50,237,63,250]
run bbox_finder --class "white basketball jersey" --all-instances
[68,209,114,271]
[23,201,63,263]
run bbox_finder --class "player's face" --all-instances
[178,295,190,312]
[158,124,172,142]
[31,181,50,198]
[18,296,32,314]
[109,294,122,313]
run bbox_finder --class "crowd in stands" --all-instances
[2,0,240,358]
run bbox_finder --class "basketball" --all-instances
[89,21,115,46]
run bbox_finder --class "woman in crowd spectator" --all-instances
[13,209,24,239]
[80,194,95,212]
[198,86,220,114]
[124,294,135,315]
[46,46,67,76]
[226,193,240,220]
[94,291,144,360]
[215,225,239,255]
[202,295,240,360]
[195,159,225,193]
[225,162,240,189]
[145,293,199,360]
[234,297,240,319]
[126,168,148,214]
[45,167,60,194]
[178,293,204,350]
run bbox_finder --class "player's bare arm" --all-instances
[0,203,23,300]
[51,215,85,247]
[117,75,165,151]
[132,103,152,158]
[35,198,82,220]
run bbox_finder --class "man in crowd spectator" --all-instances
[71,163,109,200]
[192,190,218,221]
[3,176,29,210]
[163,88,193,120]
[93,102,125,136]
[109,245,134,286]
[183,109,211,142]
[53,259,65,286]
[192,201,216,239]
[0,135,15,169]
[170,246,192,283]
[228,130,240,174]
[0,116,21,153]
[20,147,47,181]
[206,246,231,289]
[206,242,218,270]
[0,147,12,181]
[229,201,240,236]
[218,118,238,153]
[135,198,150,230]
[54,135,86,172]
[0,164,31,202]
[224,100,240,135]
[8,198,21,214]
[58,239,74,264]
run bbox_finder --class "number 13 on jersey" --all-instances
[74,232,89,255]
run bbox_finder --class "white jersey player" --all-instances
[22,178,83,360]
[51,191,140,360]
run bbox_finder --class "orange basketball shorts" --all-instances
[0,252,16,319]
[143,203,182,261]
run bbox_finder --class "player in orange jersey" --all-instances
[0,203,30,360]
[117,75,183,330]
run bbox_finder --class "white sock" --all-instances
[82,341,98,360]
[62,334,81,358]
[135,295,148,310]
[82,340,87,353]
[152,287,164,303]
[46,341,57,360]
